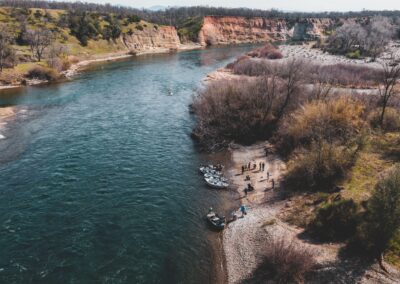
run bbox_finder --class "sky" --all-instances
[77,0,400,12]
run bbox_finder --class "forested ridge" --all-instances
[1,0,400,27]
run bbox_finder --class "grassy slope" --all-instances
[0,7,161,83]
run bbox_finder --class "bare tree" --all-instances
[328,22,366,53]
[0,24,14,72]
[327,17,395,59]
[46,43,69,71]
[365,16,396,61]
[276,58,305,119]
[309,64,335,101]
[377,57,400,127]
[25,28,54,62]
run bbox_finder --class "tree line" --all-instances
[325,16,400,60]
[2,0,400,27]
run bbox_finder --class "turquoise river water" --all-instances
[0,45,255,284]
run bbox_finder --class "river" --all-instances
[0,45,255,284]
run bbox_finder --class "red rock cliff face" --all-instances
[198,16,288,46]
[198,16,336,46]
[122,26,181,52]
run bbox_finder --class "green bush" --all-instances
[353,166,400,261]
[346,50,362,59]
[308,199,360,241]
[177,16,203,42]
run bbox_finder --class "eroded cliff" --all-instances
[198,16,288,46]
[198,16,337,46]
[121,17,340,51]
[122,25,181,53]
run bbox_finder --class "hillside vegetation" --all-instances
[0,5,162,85]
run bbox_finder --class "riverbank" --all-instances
[64,44,202,78]
[280,41,400,67]
[0,43,204,91]
[222,144,400,283]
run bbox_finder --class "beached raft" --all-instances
[204,176,229,189]
[199,164,229,189]
[206,209,226,230]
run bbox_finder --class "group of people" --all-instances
[241,161,266,174]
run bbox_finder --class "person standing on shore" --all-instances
[241,165,244,175]
[271,179,275,190]
[240,205,247,217]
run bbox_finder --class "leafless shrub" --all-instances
[231,58,274,76]
[262,237,316,283]
[192,77,279,150]
[364,16,396,60]
[230,58,382,88]
[309,63,382,88]
[225,55,248,69]
[326,16,396,59]
[275,59,305,120]
[376,58,400,127]
[247,43,283,59]
[46,43,69,71]
[24,28,54,62]
[326,21,366,54]
[267,50,284,60]
[193,59,308,150]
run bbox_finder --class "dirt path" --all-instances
[223,142,400,284]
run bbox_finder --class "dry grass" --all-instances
[276,97,366,155]
[368,107,400,132]
[25,65,61,81]
[285,141,357,191]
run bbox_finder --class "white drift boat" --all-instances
[200,164,229,189]
[204,176,229,189]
